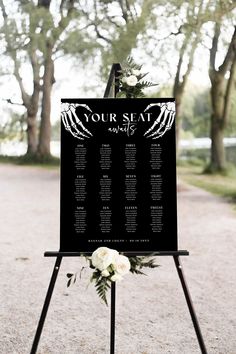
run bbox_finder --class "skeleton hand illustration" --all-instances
[143,102,175,139]
[61,103,93,140]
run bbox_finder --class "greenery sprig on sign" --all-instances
[116,57,157,98]
[67,247,159,305]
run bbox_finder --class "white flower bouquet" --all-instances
[67,247,159,305]
[116,57,157,98]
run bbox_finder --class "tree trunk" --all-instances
[26,82,40,156]
[37,46,54,158]
[208,71,226,172]
[210,115,226,171]
[208,25,236,173]
[26,114,38,154]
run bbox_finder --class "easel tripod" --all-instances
[30,64,208,354]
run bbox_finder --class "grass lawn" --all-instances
[177,163,236,210]
[0,154,60,169]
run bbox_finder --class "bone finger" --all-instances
[70,103,92,114]
[152,131,166,139]
[153,119,172,138]
[143,103,164,136]
[152,125,169,139]
[144,106,165,136]
[146,108,169,138]
[61,112,84,140]
[61,112,67,129]
[143,103,162,112]
[151,112,174,139]
[72,104,93,135]
[166,111,175,129]
[67,123,84,140]
[75,104,92,112]
[71,109,93,137]
[61,112,71,131]
[69,129,84,140]
[147,130,165,139]
[67,110,88,137]
[67,110,90,138]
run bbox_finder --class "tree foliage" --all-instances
[0,0,100,158]
[0,109,25,141]
[0,0,159,158]
[0,0,236,170]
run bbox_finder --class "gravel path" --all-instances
[0,163,236,354]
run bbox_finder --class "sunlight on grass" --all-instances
[177,164,236,209]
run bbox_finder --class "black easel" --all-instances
[30,64,208,354]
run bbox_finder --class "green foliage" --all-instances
[67,265,113,306]
[153,81,236,138]
[0,110,26,141]
[129,256,159,275]
[94,274,111,306]
[66,273,77,288]
[99,0,114,4]
[116,57,157,98]
[203,161,236,177]
[182,86,211,138]
[182,83,236,138]
[66,251,159,306]
[101,0,158,77]
[110,21,143,63]
[0,154,60,166]
[226,94,236,137]
[177,157,205,167]
[57,31,100,59]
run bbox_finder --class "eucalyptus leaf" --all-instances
[66,273,73,278]
[116,92,126,98]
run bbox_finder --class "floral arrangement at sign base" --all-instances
[67,247,159,305]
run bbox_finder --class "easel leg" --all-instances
[30,256,62,354]
[173,256,208,354]
[110,281,116,354]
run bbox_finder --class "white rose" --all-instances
[91,247,118,271]
[101,269,110,277]
[121,76,127,83]
[113,255,130,276]
[111,273,123,282]
[132,69,141,76]
[126,75,138,86]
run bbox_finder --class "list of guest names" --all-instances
[73,142,163,236]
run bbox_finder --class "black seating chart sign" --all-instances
[60,98,178,253]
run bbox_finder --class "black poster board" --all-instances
[60,98,177,254]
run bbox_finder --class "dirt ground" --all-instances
[0,163,236,354]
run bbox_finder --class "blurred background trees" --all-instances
[0,0,236,172]
[208,22,236,172]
